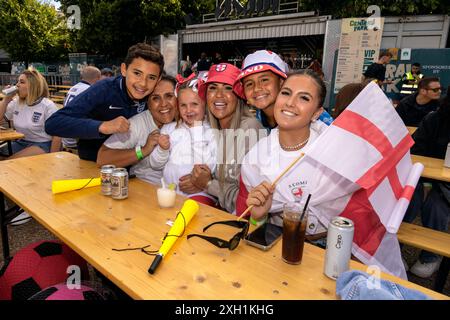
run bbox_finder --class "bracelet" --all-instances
[249,215,268,226]
[135,145,144,161]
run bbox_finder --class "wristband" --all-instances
[249,215,267,226]
[135,145,144,161]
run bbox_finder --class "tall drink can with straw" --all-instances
[324,217,354,280]
[111,168,128,200]
[100,165,116,196]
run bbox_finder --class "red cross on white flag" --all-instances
[306,82,424,279]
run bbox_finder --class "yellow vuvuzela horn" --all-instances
[148,199,199,274]
[52,178,101,194]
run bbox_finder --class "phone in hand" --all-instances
[244,222,283,251]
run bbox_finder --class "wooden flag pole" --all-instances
[237,152,305,221]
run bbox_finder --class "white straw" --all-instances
[161,178,166,189]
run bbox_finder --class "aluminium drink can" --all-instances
[100,165,116,196]
[111,168,128,200]
[324,217,354,280]
[2,86,18,96]
[444,142,450,168]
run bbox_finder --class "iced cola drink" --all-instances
[282,203,308,264]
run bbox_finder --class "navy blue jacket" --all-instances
[45,76,148,161]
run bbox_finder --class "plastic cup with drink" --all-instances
[157,178,177,208]
[281,195,311,265]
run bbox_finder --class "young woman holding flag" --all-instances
[236,69,331,231]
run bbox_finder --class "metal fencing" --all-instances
[0,74,80,88]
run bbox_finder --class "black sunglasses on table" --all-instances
[187,220,249,251]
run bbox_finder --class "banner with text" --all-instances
[334,17,384,93]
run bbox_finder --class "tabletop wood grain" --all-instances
[0,152,447,300]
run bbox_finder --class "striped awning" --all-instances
[181,13,331,44]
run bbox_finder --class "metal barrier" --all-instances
[0,74,79,88]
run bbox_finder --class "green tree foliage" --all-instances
[57,0,217,58]
[0,0,70,64]
[299,0,450,18]
[59,0,186,58]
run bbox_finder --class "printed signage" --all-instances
[215,0,279,20]
[334,17,384,93]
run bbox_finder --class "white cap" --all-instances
[236,50,287,82]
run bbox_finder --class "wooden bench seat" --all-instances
[398,223,450,258]
[398,222,450,293]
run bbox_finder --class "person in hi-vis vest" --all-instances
[400,63,423,98]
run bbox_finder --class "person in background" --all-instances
[180,59,193,78]
[403,87,450,278]
[306,58,324,80]
[100,67,114,79]
[97,75,177,184]
[363,51,393,85]
[213,52,225,65]
[62,66,101,151]
[395,77,441,127]
[399,63,423,99]
[181,63,265,213]
[332,78,375,118]
[0,69,61,225]
[236,50,333,132]
[45,43,164,161]
[149,74,217,206]
[196,52,212,72]
[0,69,61,157]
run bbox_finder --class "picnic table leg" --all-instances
[0,192,11,261]
[7,141,13,156]
[434,257,450,293]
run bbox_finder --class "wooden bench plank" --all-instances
[398,223,450,258]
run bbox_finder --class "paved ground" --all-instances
[0,216,448,299]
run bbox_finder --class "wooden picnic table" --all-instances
[412,154,450,183]
[48,85,72,90]
[0,152,447,300]
[407,126,417,135]
[0,129,24,156]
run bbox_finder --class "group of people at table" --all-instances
[0,43,449,281]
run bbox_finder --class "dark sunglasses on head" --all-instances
[187,220,249,250]
[426,87,442,93]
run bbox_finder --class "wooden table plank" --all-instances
[0,152,447,300]
[398,223,450,258]
[412,155,450,183]
[407,126,417,135]
[0,129,24,142]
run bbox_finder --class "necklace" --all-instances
[280,137,309,151]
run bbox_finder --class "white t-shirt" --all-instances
[62,82,91,147]
[5,97,58,142]
[150,121,217,199]
[103,110,161,184]
[241,121,334,234]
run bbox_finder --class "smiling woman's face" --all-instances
[274,75,323,131]
[148,80,177,127]
[206,82,238,125]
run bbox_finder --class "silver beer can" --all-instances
[444,142,450,168]
[324,217,354,280]
[100,165,116,196]
[2,85,18,96]
[111,168,128,200]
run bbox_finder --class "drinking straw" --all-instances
[161,178,166,189]
[300,194,312,222]
[237,152,305,221]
